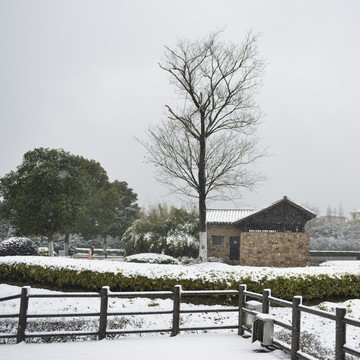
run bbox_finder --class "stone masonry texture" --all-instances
[207,224,310,267]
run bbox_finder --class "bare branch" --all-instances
[205,133,266,196]
[140,121,200,197]
[143,30,265,250]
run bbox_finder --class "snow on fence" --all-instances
[239,284,360,360]
[1,285,360,360]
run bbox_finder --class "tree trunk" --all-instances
[64,233,70,256]
[103,235,108,259]
[198,124,207,260]
[48,231,54,257]
[198,193,207,259]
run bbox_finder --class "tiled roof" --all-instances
[207,196,317,225]
[207,208,258,224]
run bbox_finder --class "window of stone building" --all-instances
[212,235,224,246]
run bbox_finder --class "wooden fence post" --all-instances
[238,284,247,336]
[335,307,346,360]
[262,289,271,314]
[99,286,109,340]
[291,295,302,360]
[17,286,30,343]
[171,285,181,337]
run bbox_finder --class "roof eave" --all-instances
[234,196,317,225]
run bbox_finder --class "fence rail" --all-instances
[0,285,239,343]
[239,284,360,360]
[1,284,360,360]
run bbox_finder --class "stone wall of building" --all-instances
[240,232,310,267]
[207,224,310,266]
[207,223,240,261]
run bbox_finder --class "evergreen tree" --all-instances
[0,148,89,255]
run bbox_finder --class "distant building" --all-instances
[207,196,316,267]
[350,210,360,221]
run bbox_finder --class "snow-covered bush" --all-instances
[0,316,140,344]
[178,256,223,265]
[125,253,180,265]
[121,204,198,258]
[0,237,39,256]
[275,329,334,359]
[206,257,224,263]
[2,257,360,302]
[178,256,201,265]
[38,247,50,256]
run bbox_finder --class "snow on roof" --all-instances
[207,208,258,224]
[207,196,317,224]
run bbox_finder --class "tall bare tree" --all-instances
[144,31,265,259]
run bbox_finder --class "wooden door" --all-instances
[229,237,240,261]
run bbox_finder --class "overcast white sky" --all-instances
[1,0,359,216]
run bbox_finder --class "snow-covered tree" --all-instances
[121,204,198,258]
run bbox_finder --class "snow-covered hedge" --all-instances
[0,237,39,256]
[1,257,360,302]
[125,253,180,265]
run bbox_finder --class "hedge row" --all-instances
[0,262,232,293]
[1,262,360,303]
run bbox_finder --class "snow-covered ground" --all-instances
[1,282,360,359]
[1,257,360,359]
[0,283,290,359]
[0,333,290,360]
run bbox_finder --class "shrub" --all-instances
[0,237,39,256]
[125,253,180,265]
[178,256,201,265]
[121,204,199,257]
[38,247,50,256]
[206,257,224,263]
[275,330,334,360]
[0,316,140,344]
[1,258,360,303]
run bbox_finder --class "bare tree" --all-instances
[144,31,265,259]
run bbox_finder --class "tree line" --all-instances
[1,148,358,258]
[307,217,360,251]
[0,148,140,256]
[0,148,199,258]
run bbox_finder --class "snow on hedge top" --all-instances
[125,253,180,264]
[1,256,360,283]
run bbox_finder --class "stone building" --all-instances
[350,210,360,221]
[207,196,316,267]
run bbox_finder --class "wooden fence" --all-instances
[0,286,240,342]
[1,285,360,360]
[239,284,360,360]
